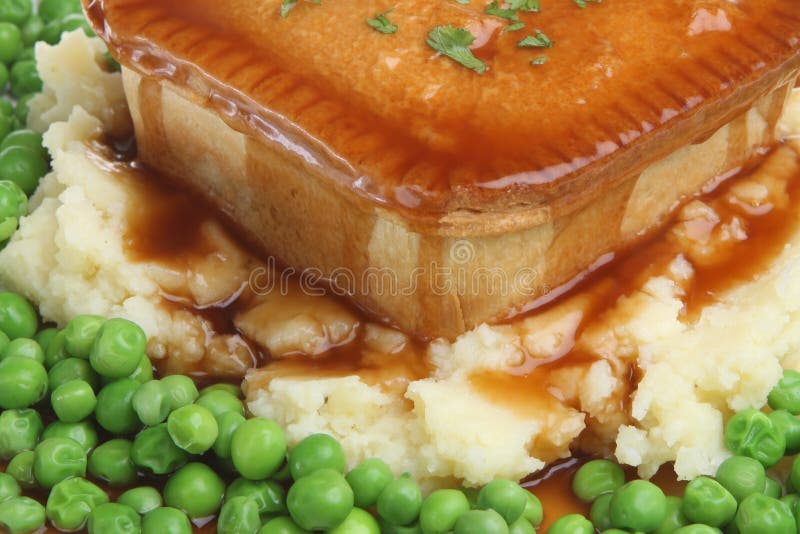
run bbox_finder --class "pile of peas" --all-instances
[0,0,98,250]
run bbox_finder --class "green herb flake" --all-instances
[366,10,398,34]
[456,0,470,4]
[503,22,526,32]
[280,0,296,17]
[509,0,540,12]
[485,1,519,21]
[517,29,553,48]
[574,0,601,7]
[426,25,487,74]
[530,56,547,65]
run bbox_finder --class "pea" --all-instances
[38,19,60,45]
[226,477,286,515]
[419,489,470,534]
[781,493,799,514]
[46,477,109,532]
[673,526,723,534]
[590,493,613,531]
[0,292,37,339]
[87,502,141,534]
[734,493,795,533]
[609,480,667,532]
[769,370,800,414]
[167,404,219,454]
[218,496,261,534]
[213,411,245,459]
[768,410,800,455]
[127,354,154,384]
[477,479,527,524]
[572,459,626,502]
[0,113,10,147]
[259,516,310,534]
[681,476,737,527]
[14,92,33,126]
[0,408,42,459]
[142,507,192,534]
[231,418,286,480]
[131,423,188,475]
[52,379,97,422]
[0,22,21,64]
[61,315,102,359]
[0,146,46,195]
[328,507,380,534]
[725,409,786,468]
[33,436,87,488]
[454,509,509,534]
[717,455,767,502]
[42,420,98,454]
[118,487,162,515]
[0,355,47,408]
[0,472,20,502]
[0,98,11,118]
[764,476,782,499]
[287,468,354,530]
[0,179,24,242]
[378,520,423,534]
[289,433,346,479]
[6,450,34,489]
[195,389,243,419]
[132,379,171,426]
[346,457,394,508]
[200,382,241,398]
[0,496,45,534]
[95,378,143,435]
[163,463,225,519]
[0,330,7,355]
[88,438,136,486]
[89,318,146,379]
[546,514,593,534]
[508,518,536,534]
[44,330,69,368]
[39,0,82,22]
[161,374,199,410]
[654,495,689,533]
[2,337,43,363]
[48,357,100,392]
[20,14,42,46]
[0,0,31,26]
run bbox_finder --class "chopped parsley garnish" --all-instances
[280,0,296,17]
[485,1,519,21]
[517,29,553,48]
[456,0,470,4]
[509,0,540,12]
[574,0,601,7]
[426,26,487,74]
[366,10,398,34]
[504,22,526,32]
[530,56,547,65]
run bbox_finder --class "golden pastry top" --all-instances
[85,0,800,221]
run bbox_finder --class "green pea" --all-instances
[218,496,261,534]
[781,493,799,514]
[161,374,199,410]
[0,179,24,242]
[226,477,286,515]
[63,315,103,359]
[0,408,42,459]
[118,487,162,515]
[33,327,57,354]
[131,423,188,475]
[0,496,45,534]
[521,491,543,527]
[769,370,800,414]
[378,520,423,534]
[52,379,97,422]
[13,92,32,126]
[103,50,120,72]
[508,518,536,534]
[142,507,192,534]
[346,457,394,508]
[590,493,614,531]
[476,479,527,524]
[0,0,32,26]
[164,462,225,519]
[454,509,509,534]
[9,58,39,98]
[259,516,310,534]
[39,0,81,22]
[681,476,737,527]
[287,468,354,530]
[88,438,136,486]
[167,404,219,454]
[213,411,245,459]
[0,355,47,408]
[725,409,786,468]
[654,495,689,534]
[0,472,20,502]
[419,489,470,534]
[127,354,153,384]
[132,379,171,426]
[328,507,380,534]
[42,420,98,454]
[2,337,43,363]
[89,319,146,379]
[195,389,242,419]
[48,357,100,392]
[289,433,346,479]
[768,410,800,455]
[546,514,592,534]
[377,474,423,527]
[765,476,782,499]
[231,418,286,480]
[33,436,87,488]
[60,13,94,37]
[717,455,767,502]
[20,14,42,46]
[44,330,70,368]
[87,502,141,534]
[6,450,34,489]
[0,22,21,64]
[38,19,61,45]
[609,480,667,532]
[200,382,241,398]
[734,493,795,534]
[95,378,143,435]
[673,526,723,534]
[0,145,46,195]
[572,459,626,502]
[46,477,109,532]
[0,292,37,339]
[0,99,11,118]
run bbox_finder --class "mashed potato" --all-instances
[2,31,800,488]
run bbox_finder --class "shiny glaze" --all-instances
[83,0,800,217]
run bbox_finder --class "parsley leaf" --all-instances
[366,10,398,34]
[509,0,540,12]
[426,26,487,74]
[530,56,547,65]
[456,0,471,4]
[485,1,519,21]
[280,0,296,17]
[504,22,526,32]
[517,29,553,48]
[574,0,601,7]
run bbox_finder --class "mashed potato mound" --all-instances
[3,31,800,487]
